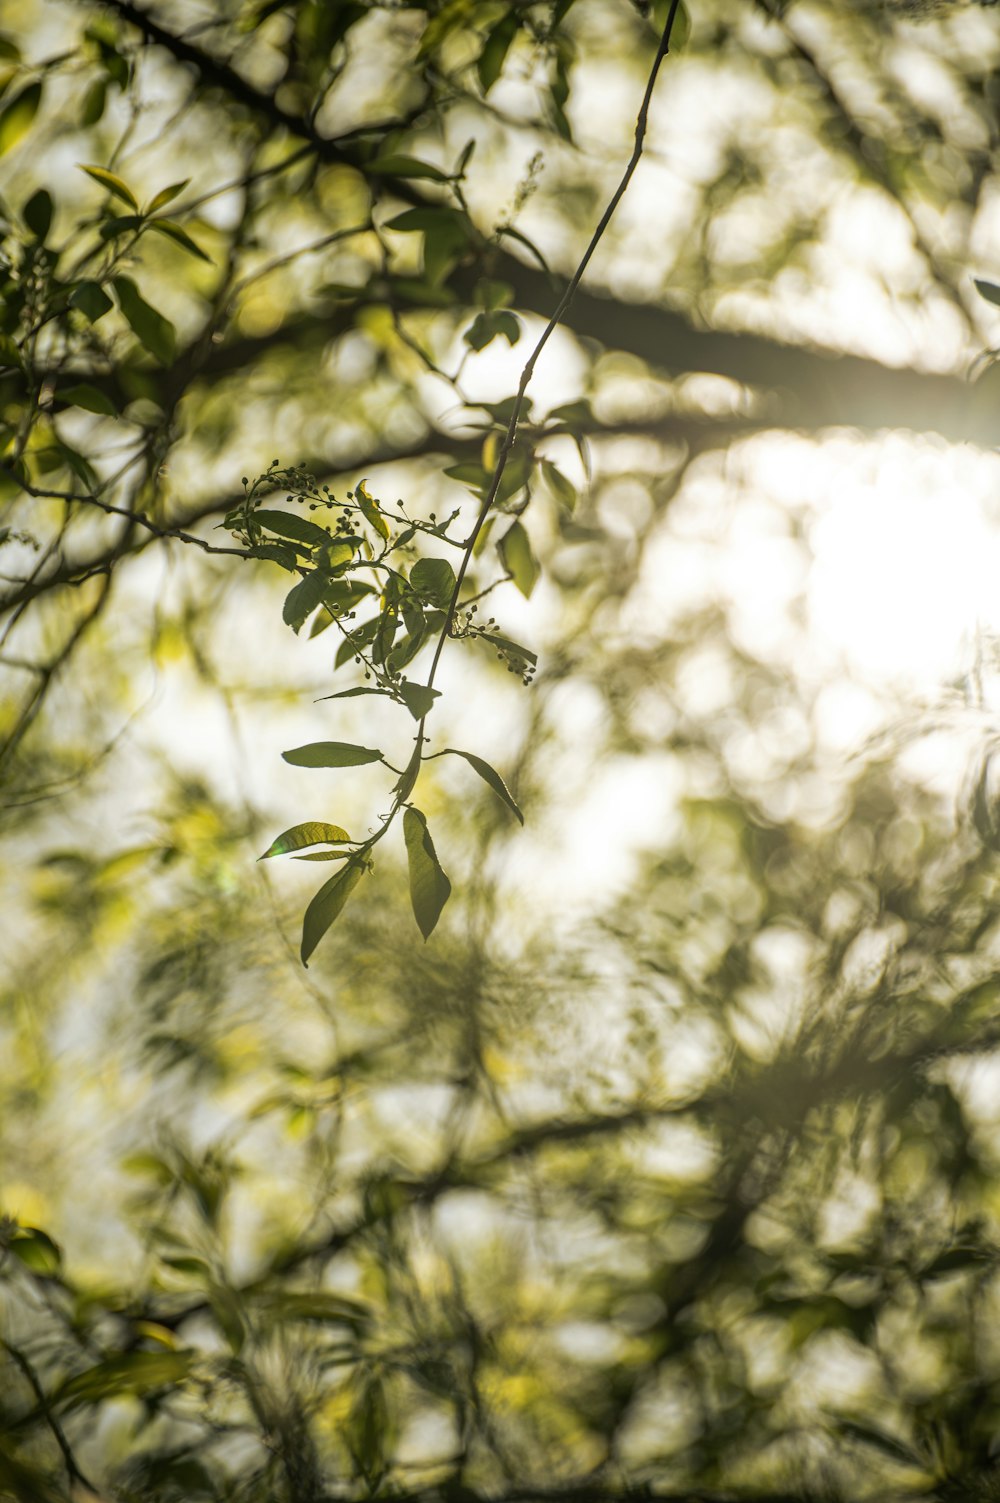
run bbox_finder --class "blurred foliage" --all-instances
[4,0,1000,1500]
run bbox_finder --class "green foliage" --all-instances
[4,0,1000,1500]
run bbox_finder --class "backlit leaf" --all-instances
[282,742,384,768]
[0,82,41,156]
[80,162,138,209]
[409,555,457,607]
[147,179,189,213]
[10,1226,61,1274]
[354,478,391,540]
[59,382,116,416]
[148,218,211,262]
[398,679,440,721]
[259,821,352,858]
[974,278,1000,309]
[22,188,52,241]
[403,806,451,940]
[55,1351,193,1410]
[113,275,176,365]
[368,153,448,181]
[254,509,331,548]
[498,519,539,598]
[69,280,113,322]
[301,859,366,965]
[478,10,518,91]
[437,747,523,823]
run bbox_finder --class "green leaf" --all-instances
[478,630,537,667]
[255,508,331,548]
[348,1372,389,1491]
[149,218,211,262]
[387,629,427,675]
[401,594,425,638]
[498,519,539,598]
[256,1289,368,1327]
[398,679,440,721]
[0,82,41,157]
[443,461,489,495]
[317,687,393,702]
[147,179,189,213]
[495,445,533,506]
[322,538,360,573]
[335,614,380,668]
[249,541,299,570]
[80,78,107,126]
[282,742,384,768]
[410,556,457,607]
[301,859,366,965]
[437,748,523,823]
[403,806,451,940]
[384,206,473,284]
[465,309,521,351]
[54,1351,193,1410]
[372,580,401,665]
[541,459,577,511]
[974,277,1000,308]
[386,276,457,307]
[369,153,448,181]
[113,276,176,365]
[22,188,52,241]
[475,277,513,310]
[838,1420,922,1466]
[0,333,24,371]
[417,0,475,58]
[354,478,390,540]
[80,162,138,209]
[547,397,592,429]
[653,0,690,47]
[69,280,112,322]
[99,213,143,240]
[292,849,351,861]
[478,10,518,92]
[9,1226,62,1274]
[59,382,116,416]
[259,821,352,859]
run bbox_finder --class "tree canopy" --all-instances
[5,0,1000,1500]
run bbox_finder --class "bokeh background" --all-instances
[5,0,1000,1498]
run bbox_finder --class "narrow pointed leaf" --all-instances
[259,821,352,859]
[478,630,537,667]
[301,860,366,965]
[974,278,1000,309]
[317,686,394,701]
[368,153,448,181]
[439,748,523,823]
[0,82,41,157]
[147,179,189,213]
[478,10,518,92]
[498,519,539,598]
[113,275,176,365]
[354,478,390,540]
[148,218,211,262]
[80,162,138,209]
[283,742,383,768]
[403,806,451,940]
